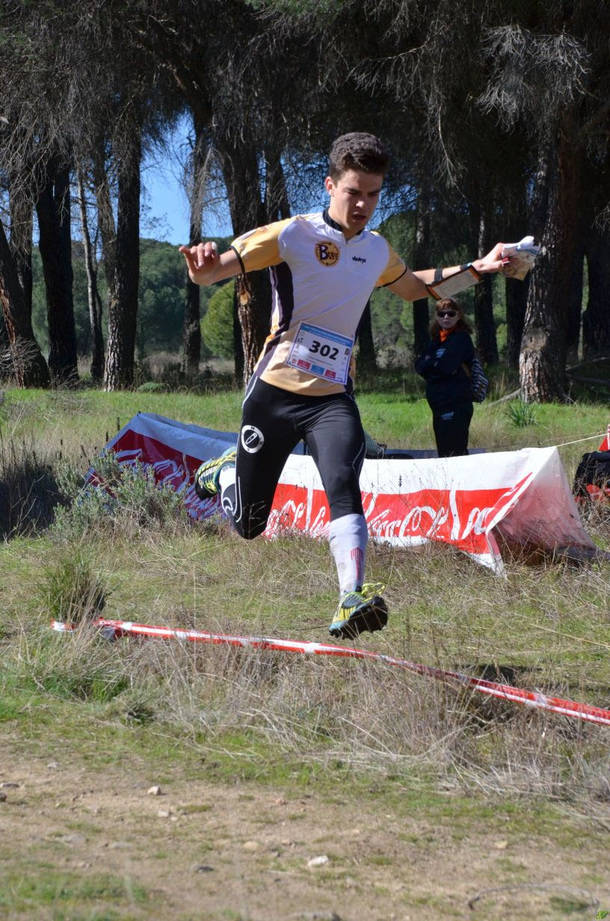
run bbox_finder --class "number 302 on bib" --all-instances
[287,323,353,384]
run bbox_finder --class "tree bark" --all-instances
[9,186,33,321]
[104,126,141,391]
[232,290,244,385]
[505,276,528,370]
[565,243,584,364]
[356,301,376,376]
[503,182,529,369]
[183,113,205,381]
[0,218,50,387]
[220,138,270,385]
[35,159,79,384]
[77,168,105,382]
[583,222,610,357]
[412,187,431,358]
[520,119,582,402]
[473,275,498,364]
[234,271,271,384]
[183,282,202,380]
[473,213,498,365]
[264,146,291,222]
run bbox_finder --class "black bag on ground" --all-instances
[572,451,610,503]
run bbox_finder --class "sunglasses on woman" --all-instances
[437,310,457,318]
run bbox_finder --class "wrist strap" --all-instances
[434,267,443,282]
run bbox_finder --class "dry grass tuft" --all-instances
[0,435,66,537]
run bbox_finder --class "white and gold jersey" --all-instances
[231,210,407,395]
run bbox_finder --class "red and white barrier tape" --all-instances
[51,619,610,727]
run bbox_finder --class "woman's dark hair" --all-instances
[328,133,390,180]
[429,297,473,339]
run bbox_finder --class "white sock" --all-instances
[217,462,237,519]
[218,463,236,493]
[329,513,368,597]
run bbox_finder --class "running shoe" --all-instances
[194,447,236,499]
[328,583,388,639]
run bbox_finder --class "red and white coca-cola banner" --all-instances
[96,412,596,575]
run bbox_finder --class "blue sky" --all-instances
[137,118,401,246]
[140,157,191,245]
[140,117,233,245]
[140,154,233,245]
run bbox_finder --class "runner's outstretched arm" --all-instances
[388,242,506,302]
[179,241,241,286]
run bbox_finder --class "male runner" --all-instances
[180,132,505,640]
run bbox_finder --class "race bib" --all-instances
[287,323,353,384]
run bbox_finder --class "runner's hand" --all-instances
[472,242,505,275]
[179,241,219,283]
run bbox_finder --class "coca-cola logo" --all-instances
[265,474,533,569]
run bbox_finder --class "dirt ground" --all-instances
[1,734,608,921]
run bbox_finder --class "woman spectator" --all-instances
[415,297,475,457]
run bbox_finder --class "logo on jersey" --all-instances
[241,424,265,454]
[315,241,340,266]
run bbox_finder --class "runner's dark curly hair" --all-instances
[328,133,390,180]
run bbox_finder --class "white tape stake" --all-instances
[50,620,610,727]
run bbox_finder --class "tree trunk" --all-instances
[473,275,498,364]
[583,222,610,357]
[505,276,528,369]
[356,301,376,376]
[35,159,79,384]
[104,127,141,390]
[473,214,498,364]
[232,292,244,385]
[93,148,117,288]
[412,187,431,357]
[565,243,584,364]
[233,270,270,383]
[93,142,120,384]
[9,187,33,321]
[234,271,271,383]
[520,120,582,402]
[183,281,202,380]
[183,113,206,381]
[0,218,50,387]
[220,139,270,385]
[77,168,104,382]
[264,147,291,222]
[503,182,529,369]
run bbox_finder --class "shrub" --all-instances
[41,551,108,625]
[52,451,191,540]
[201,280,234,359]
[504,399,538,427]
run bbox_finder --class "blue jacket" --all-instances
[415,330,475,412]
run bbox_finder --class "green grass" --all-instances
[4,383,607,452]
[0,869,148,911]
[0,384,609,920]
[1,385,607,511]
[0,387,244,460]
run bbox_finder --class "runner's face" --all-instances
[325,169,384,239]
